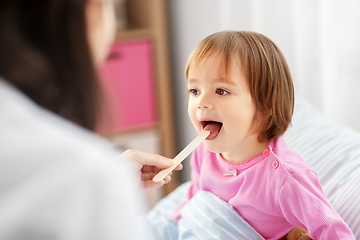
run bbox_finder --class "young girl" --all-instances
[172,31,354,239]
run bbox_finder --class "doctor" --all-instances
[0,0,180,239]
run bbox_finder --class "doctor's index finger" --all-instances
[140,152,183,170]
[122,149,183,170]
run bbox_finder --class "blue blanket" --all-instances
[141,182,264,240]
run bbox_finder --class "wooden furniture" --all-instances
[98,0,179,205]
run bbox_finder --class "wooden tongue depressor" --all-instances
[153,130,210,183]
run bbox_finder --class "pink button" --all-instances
[262,148,269,157]
[272,160,279,169]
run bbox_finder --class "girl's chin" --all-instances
[203,141,224,154]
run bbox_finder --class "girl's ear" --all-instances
[256,110,267,121]
[257,109,272,120]
[255,111,263,120]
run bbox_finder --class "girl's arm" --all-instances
[279,171,355,239]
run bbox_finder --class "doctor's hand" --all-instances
[121,150,183,190]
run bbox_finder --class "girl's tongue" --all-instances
[203,122,222,140]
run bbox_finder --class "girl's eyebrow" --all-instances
[188,78,236,85]
[213,78,236,85]
[187,78,198,83]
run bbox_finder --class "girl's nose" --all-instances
[197,95,213,110]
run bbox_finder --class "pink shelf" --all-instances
[98,40,157,134]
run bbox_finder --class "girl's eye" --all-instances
[189,89,200,96]
[216,88,229,95]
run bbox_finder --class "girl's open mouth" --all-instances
[201,121,223,140]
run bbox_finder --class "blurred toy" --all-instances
[286,227,312,240]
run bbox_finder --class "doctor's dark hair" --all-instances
[0,0,100,130]
[185,31,294,142]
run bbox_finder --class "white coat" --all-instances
[0,78,145,240]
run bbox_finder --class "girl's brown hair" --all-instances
[0,0,101,130]
[185,31,294,142]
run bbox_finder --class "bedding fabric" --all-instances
[141,182,264,240]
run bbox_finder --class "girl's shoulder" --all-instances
[272,137,316,174]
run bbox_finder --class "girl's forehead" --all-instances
[189,54,224,74]
[188,54,242,83]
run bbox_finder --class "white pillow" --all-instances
[284,96,360,238]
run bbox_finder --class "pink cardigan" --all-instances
[171,137,354,240]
